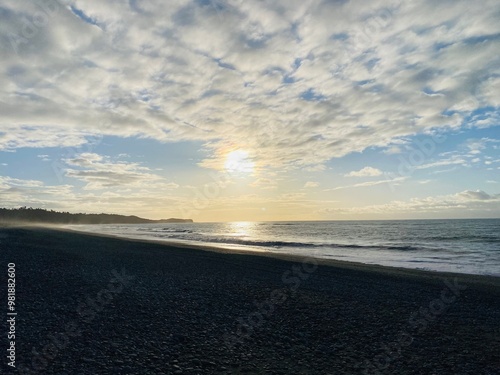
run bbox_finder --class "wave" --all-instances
[426,235,500,242]
[161,228,193,233]
[148,233,422,252]
[136,228,193,234]
[329,243,420,251]
[232,239,421,251]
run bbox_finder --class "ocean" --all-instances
[65,219,500,276]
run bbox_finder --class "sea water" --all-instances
[64,219,500,276]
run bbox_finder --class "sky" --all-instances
[0,0,499,222]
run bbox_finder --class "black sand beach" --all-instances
[1,226,499,375]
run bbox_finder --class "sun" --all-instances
[224,150,254,174]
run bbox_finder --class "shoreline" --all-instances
[7,223,500,288]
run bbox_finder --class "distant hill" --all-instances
[0,207,193,224]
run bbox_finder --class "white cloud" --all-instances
[464,138,500,155]
[63,152,178,191]
[431,167,459,175]
[411,138,499,172]
[0,0,498,171]
[326,176,406,191]
[304,181,319,188]
[416,155,467,170]
[457,190,494,201]
[320,190,500,217]
[383,145,403,155]
[0,172,184,218]
[251,178,277,190]
[0,175,74,209]
[37,154,50,161]
[346,167,383,177]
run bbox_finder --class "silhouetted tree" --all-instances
[0,207,192,224]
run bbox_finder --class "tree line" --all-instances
[0,207,192,224]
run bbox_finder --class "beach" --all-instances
[1,226,499,375]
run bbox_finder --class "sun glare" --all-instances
[224,150,254,174]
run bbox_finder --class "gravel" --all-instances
[0,227,499,375]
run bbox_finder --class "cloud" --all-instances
[0,126,90,150]
[0,153,182,217]
[457,190,494,201]
[411,137,500,172]
[304,181,319,188]
[0,176,74,208]
[320,190,500,217]
[251,178,277,190]
[326,176,406,191]
[37,154,50,161]
[0,176,44,189]
[415,155,467,170]
[0,0,498,171]
[346,166,383,177]
[0,173,184,218]
[64,153,177,190]
[383,145,403,155]
[464,138,500,156]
